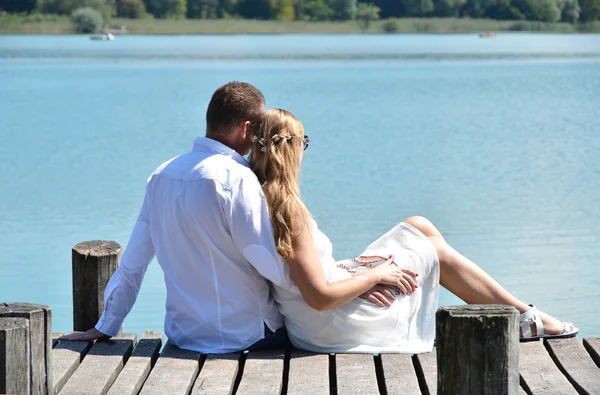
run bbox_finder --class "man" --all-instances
[59,82,288,352]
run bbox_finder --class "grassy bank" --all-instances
[1,14,600,34]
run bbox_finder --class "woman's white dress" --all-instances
[272,220,440,354]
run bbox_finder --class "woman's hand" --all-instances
[372,255,419,295]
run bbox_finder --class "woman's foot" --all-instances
[536,309,576,335]
[520,305,578,341]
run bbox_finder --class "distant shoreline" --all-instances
[2,16,600,35]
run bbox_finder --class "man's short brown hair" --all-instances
[206,82,265,135]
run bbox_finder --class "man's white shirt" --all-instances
[95,137,285,353]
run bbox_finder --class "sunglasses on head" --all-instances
[303,135,309,151]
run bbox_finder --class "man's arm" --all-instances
[60,190,155,341]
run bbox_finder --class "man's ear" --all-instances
[240,120,251,140]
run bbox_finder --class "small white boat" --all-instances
[90,33,115,41]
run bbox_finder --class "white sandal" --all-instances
[519,305,579,342]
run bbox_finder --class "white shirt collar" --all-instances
[192,136,249,168]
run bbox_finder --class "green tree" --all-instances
[433,0,467,17]
[355,2,379,29]
[326,0,356,19]
[116,0,147,17]
[304,0,333,19]
[186,0,219,18]
[144,0,186,18]
[514,0,561,22]
[579,0,600,21]
[71,6,103,32]
[236,0,274,18]
[373,0,432,18]
[560,0,580,22]
[483,0,525,20]
[0,0,38,13]
[462,0,494,18]
[275,0,295,19]
[39,0,114,19]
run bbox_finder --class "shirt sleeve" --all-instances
[224,174,285,287]
[95,191,155,336]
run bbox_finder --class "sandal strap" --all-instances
[520,305,543,338]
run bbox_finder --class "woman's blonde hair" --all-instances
[248,108,309,261]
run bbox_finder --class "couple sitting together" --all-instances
[60,81,578,353]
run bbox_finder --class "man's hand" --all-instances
[58,328,110,342]
[359,284,396,307]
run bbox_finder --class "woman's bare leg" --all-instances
[403,216,573,335]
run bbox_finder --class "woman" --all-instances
[248,108,578,353]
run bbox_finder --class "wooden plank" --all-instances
[139,340,202,395]
[380,354,421,394]
[52,333,64,348]
[72,240,121,332]
[545,338,600,395]
[287,350,329,395]
[106,332,163,395]
[583,338,600,369]
[236,349,285,394]
[191,353,241,395]
[334,354,378,394]
[0,302,54,395]
[413,351,437,395]
[59,333,136,395]
[436,305,519,394]
[519,341,577,395]
[52,340,93,393]
[0,318,30,395]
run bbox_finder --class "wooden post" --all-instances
[72,240,122,332]
[0,317,30,394]
[436,305,519,395]
[0,302,53,395]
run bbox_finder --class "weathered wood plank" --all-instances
[545,337,600,395]
[0,302,54,395]
[52,332,64,348]
[72,240,121,332]
[380,353,421,394]
[413,350,437,395]
[52,339,93,393]
[191,353,240,395]
[139,340,202,395]
[0,318,30,395]
[519,341,577,395]
[334,354,378,394]
[236,349,286,394]
[583,338,600,369]
[436,305,519,394]
[59,333,136,395]
[287,350,329,395]
[106,332,163,395]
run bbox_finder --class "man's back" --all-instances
[62,82,283,352]
[95,137,284,353]
[147,137,283,352]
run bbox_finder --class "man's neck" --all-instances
[205,132,245,155]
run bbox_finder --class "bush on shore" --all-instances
[71,7,103,33]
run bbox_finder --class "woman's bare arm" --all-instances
[286,220,417,311]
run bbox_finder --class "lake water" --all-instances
[1,34,599,338]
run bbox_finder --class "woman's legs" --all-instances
[403,216,573,335]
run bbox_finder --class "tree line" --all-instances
[1,0,600,23]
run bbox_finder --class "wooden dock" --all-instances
[3,241,600,394]
[48,332,600,395]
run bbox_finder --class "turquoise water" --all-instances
[1,34,599,338]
